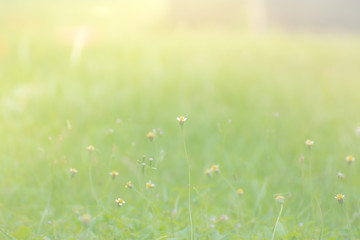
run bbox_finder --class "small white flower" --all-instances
[346,155,355,165]
[146,180,155,189]
[125,181,133,189]
[211,164,220,173]
[70,168,78,177]
[356,126,360,136]
[337,172,345,179]
[146,131,155,141]
[275,195,285,203]
[109,171,119,179]
[219,214,229,221]
[115,198,126,207]
[87,145,95,152]
[177,116,187,126]
[305,140,314,148]
[204,168,212,176]
[334,194,345,204]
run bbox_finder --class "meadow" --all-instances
[1,1,360,239]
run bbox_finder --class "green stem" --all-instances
[180,126,193,240]
[220,172,240,222]
[271,203,283,240]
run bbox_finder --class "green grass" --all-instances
[1,1,360,239]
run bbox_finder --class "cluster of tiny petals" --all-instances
[87,145,95,152]
[237,188,244,196]
[177,116,187,125]
[346,155,355,164]
[146,131,155,141]
[115,198,126,207]
[334,194,345,204]
[125,181,133,189]
[275,195,285,203]
[305,139,314,148]
[109,171,119,177]
[146,180,155,189]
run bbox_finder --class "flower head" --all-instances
[219,214,229,221]
[146,131,155,141]
[70,168,78,177]
[87,145,95,152]
[115,198,126,207]
[211,164,220,173]
[275,195,285,203]
[299,155,304,164]
[305,140,314,148]
[356,126,360,136]
[106,129,114,134]
[334,194,345,204]
[237,188,244,196]
[177,116,187,126]
[146,180,155,189]
[346,155,355,165]
[204,168,212,176]
[109,171,119,179]
[337,172,345,179]
[125,181,133,189]
[81,214,91,224]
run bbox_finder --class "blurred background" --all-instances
[1,1,360,238]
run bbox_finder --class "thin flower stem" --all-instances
[133,188,161,214]
[180,126,193,240]
[271,203,284,240]
[342,204,353,236]
[219,172,241,222]
[89,158,97,201]
[220,172,236,192]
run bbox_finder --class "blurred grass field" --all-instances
[1,1,360,239]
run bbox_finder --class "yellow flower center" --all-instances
[211,165,219,171]
[335,194,344,200]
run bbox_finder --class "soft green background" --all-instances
[1,1,360,239]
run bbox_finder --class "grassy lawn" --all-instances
[1,1,360,239]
